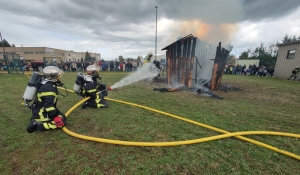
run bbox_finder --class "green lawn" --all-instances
[0,71,299,175]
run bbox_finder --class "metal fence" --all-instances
[3,54,24,74]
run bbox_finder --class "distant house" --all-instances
[274,41,300,78]
[236,59,260,67]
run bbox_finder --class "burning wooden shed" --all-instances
[161,34,232,91]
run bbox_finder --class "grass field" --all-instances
[0,71,299,175]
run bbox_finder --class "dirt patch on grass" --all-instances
[150,77,242,100]
[216,84,243,92]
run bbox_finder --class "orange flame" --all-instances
[169,20,238,45]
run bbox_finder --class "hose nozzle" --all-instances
[107,86,112,91]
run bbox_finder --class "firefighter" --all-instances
[81,65,109,109]
[153,59,161,80]
[26,66,67,133]
[144,52,153,64]
[287,66,300,81]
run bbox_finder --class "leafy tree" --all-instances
[85,51,95,61]
[292,36,297,42]
[126,57,134,62]
[258,54,276,67]
[118,55,124,63]
[238,49,250,59]
[283,34,292,43]
[137,56,142,62]
[0,39,11,47]
[238,43,277,67]
[227,54,236,65]
[252,43,267,57]
[283,34,289,43]
[12,44,15,47]
[268,43,278,57]
[85,51,90,58]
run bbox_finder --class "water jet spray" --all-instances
[110,63,160,89]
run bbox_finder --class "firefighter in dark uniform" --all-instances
[287,66,300,81]
[81,65,109,109]
[27,66,67,133]
[153,59,161,80]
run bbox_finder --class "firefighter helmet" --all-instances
[147,52,153,62]
[43,66,64,82]
[86,65,100,77]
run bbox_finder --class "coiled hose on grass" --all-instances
[59,87,300,160]
[24,73,300,160]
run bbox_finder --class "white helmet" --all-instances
[43,66,64,82]
[86,65,100,77]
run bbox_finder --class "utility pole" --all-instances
[155,6,158,61]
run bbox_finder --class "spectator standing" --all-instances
[119,62,123,71]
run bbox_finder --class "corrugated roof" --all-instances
[277,40,300,46]
[161,34,195,50]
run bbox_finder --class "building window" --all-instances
[287,49,296,59]
[34,52,44,54]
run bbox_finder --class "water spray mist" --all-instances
[110,63,160,89]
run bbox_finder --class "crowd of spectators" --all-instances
[0,58,163,76]
[97,60,143,72]
[224,64,275,77]
[54,59,147,72]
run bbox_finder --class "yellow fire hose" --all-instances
[58,87,300,160]
[23,73,300,160]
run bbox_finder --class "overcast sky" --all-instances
[1,0,300,60]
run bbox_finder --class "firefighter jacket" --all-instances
[82,80,107,101]
[32,81,60,120]
[292,68,299,75]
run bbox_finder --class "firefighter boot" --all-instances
[82,102,89,109]
[27,119,38,133]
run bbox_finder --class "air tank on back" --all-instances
[23,72,43,102]
[73,72,85,92]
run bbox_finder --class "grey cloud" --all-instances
[1,0,300,58]
[242,0,300,21]
[2,0,300,28]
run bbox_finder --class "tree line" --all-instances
[228,34,300,68]
[115,55,142,64]
[0,39,15,47]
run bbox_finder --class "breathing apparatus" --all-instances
[73,65,112,97]
[22,66,67,109]
[23,71,43,103]
[73,72,85,92]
